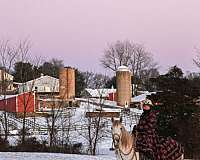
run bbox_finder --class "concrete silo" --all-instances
[59,67,75,100]
[116,66,131,107]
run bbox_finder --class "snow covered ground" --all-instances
[0,152,116,160]
[0,99,143,158]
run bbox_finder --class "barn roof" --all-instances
[0,95,17,100]
[18,75,59,93]
[85,88,116,98]
[0,92,35,101]
[131,92,156,103]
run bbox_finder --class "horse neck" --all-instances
[119,127,134,150]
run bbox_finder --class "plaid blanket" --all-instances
[135,110,184,160]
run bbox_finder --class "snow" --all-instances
[18,75,59,93]
[117,66,130,72]
[85,89,116,98]
[132,92,156,103]
[0,152,117,160]
[0,98,143,159]
[132,94,147,103]
[77,98,118,107]
[0,95,17,100]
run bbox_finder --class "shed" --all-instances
[0,92,35,113]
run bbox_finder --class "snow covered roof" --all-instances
[18,75,59,93]
[0,69,13,81]
[13,82,22,85]
[0,95,17,100]
[85,88,116,97]
[0,91,35,100]
[25,75,59,85]
[132,92,156,103]
[117,66,131,72]
[39,98,63,102]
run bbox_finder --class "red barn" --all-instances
[0,92,35,113]
[108,92,117,101]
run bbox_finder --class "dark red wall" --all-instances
[0,92,35,113]
[108,92,117,101]
[0,96,17,112]
[17,92,35,113]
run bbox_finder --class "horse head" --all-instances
[111,117,139,160]
[111,117,124,148]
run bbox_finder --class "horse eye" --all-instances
[120,127,122,130]
[111,127,113,130]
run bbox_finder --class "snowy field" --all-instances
[0,152,116,160]
[0,99,142,158]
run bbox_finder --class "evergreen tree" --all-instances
[105,76,116,88]
[13,62,35,82]
[38,59,64,78]
[149,65,200,158]
[75,69,86,97]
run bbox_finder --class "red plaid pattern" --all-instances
[136,110,184,160]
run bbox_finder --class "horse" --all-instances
[111,117,184,160]
[111,117,139,160]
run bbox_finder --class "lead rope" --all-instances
[118,131,138,160]
[118,147,135,160]
[133,130,138,160]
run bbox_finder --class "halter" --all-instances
[112,131,138,160]
[112,133,120,148]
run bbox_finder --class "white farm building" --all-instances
[18,74,59,94]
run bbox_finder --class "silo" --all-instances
[59,67,75,100]
[116,66,131,107]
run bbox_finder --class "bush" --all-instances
[0,137,9,151]
[64,142,82,154]
[47,142,83,154]
[16,137,47,152]
[15,137,82,154]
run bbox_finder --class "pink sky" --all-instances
[0,0,200,75]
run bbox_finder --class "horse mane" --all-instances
[121,126,133,149]
[112,120,134,149]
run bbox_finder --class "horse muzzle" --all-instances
[113,134,120,149]
[114,141,119,149]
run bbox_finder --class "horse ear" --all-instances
[111,117,114,122]
[120,117,122,123]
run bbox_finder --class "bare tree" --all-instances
[82,71,109,89]
[82,71,95,88]
[193,47,200,68]
[80,94,108,155]
[41,69,73,151]
[101,40,158,94]
[50,58,64,69]
[18,40,32,145]
[101,40,134,71]
[45,98,63,150]
[80,76,109,155]
[140,68,160,91]
[0,40,19,141]
[45,88,75,151]
[38,58,64,78]
[16,40,43,145]
[130,44,157,77]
